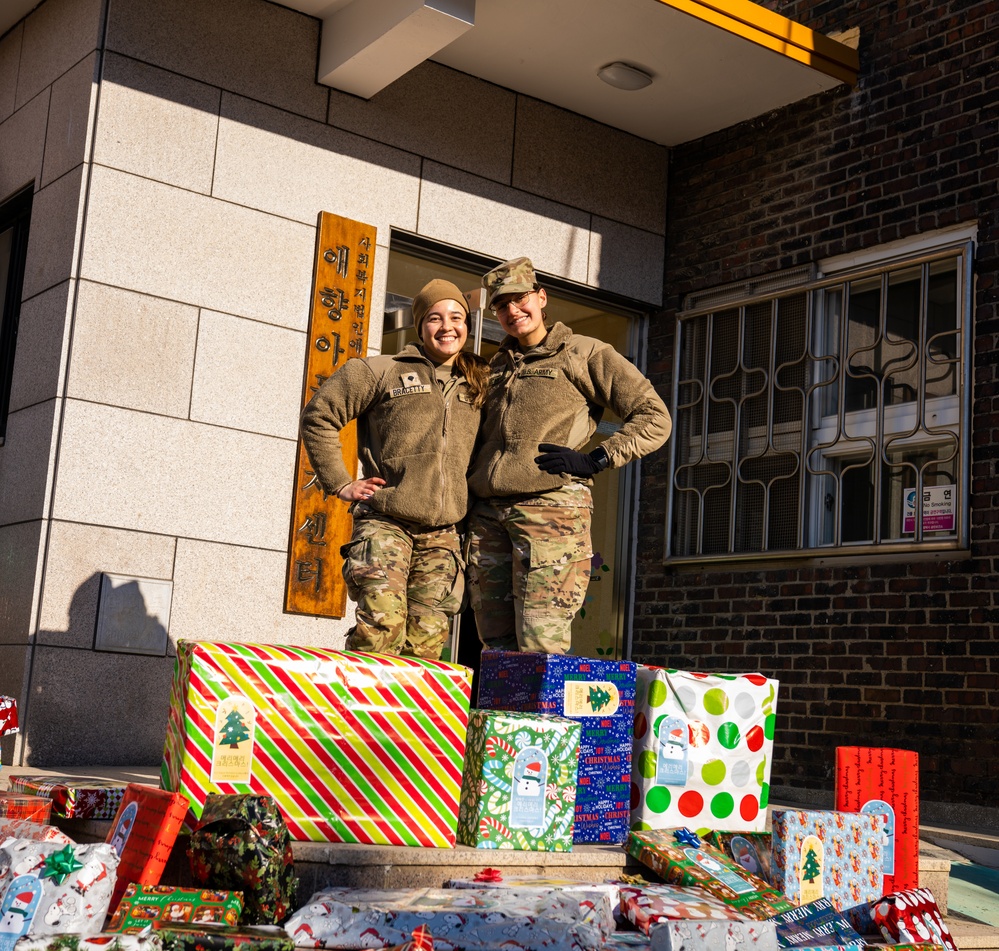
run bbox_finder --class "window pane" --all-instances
[669,243,968,561]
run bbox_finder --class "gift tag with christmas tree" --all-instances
[210,697,256,785]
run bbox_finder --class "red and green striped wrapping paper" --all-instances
[160,640,473,846]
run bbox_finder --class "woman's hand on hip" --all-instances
[336,477,387,502]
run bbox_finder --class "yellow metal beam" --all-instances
[656,0,859,86]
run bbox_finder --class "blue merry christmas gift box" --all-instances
[771,809,885,911]
[478,651,636,843]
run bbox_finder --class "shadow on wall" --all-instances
[22,572,177,768]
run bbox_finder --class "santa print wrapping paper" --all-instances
[771,810,884,911]
[456,709,580,850]
[6,778,127,821]
[0,793,51,824]
[284,885,613,951]
[160,641,472,846]
[705,832,774,886]
[106,784,190,913]
[618,882,747,931]
[151,922,294,951]
[835,746,919,893]
[650,920,779,951]
[108,885,243,934]
[631,667,777,834]
[0,839,119,936]
[13,933,165,951]
[444,877,622,924]
[871,888,957,951]
[768,896,866,948]
[477,651,636,844]
[625,830,793,918]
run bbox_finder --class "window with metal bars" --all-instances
[667,236,972,563]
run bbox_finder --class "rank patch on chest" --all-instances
[518,367,559,379]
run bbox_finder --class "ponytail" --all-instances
[454,351,490,408]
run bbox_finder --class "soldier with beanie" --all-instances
[467,257,671,654]
[301,279,488,659]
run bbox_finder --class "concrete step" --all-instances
[4,766,998,948]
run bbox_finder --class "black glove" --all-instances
[535,443,610,477]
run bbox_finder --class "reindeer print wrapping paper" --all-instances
[771,810,884,911]
[284,885,613,951]
[0,839,119,936]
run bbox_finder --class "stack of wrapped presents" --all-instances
[0,642,956,951]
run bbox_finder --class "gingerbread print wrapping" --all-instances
[625,830,793,918]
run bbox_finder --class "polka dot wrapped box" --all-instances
[631,667,777,833]
[477,651,636,844]
[456,709,580,850]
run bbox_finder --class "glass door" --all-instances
[383,247,645,662]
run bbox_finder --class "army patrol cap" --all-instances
[482,256,538,308]
[411,279,469,335]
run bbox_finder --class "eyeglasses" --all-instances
[489,290,535,316]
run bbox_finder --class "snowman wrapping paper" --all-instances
[649,920,778,951]
[284,885,613,951]
[631,668,778,834]
[0,838,119,947]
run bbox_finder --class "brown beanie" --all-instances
[411,279,469,335]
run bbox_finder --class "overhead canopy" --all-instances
[284,0,859,146]
[0,0,860,147]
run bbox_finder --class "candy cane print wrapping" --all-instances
[457,709,580,850]
[160,640,472,846]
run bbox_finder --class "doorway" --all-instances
[382,243,646,670]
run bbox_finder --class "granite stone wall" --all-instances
[0,0,669,764]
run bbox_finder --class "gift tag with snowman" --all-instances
[656,716,689,785]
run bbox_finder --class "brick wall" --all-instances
[634,0,999,809]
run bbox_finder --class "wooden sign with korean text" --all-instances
[285,212,375,617]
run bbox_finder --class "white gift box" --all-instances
[631,667,778,833]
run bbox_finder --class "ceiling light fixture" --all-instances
[597,61,653,91]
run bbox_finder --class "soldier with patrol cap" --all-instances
[467,257,671,654]
[301,279,487,659]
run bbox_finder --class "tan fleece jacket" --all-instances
[301,344,483,527]
[467,321,671,498]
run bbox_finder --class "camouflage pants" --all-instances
[340,510,464,660]
[466,485,593,654]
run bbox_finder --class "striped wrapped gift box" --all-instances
[160,640,472,846]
